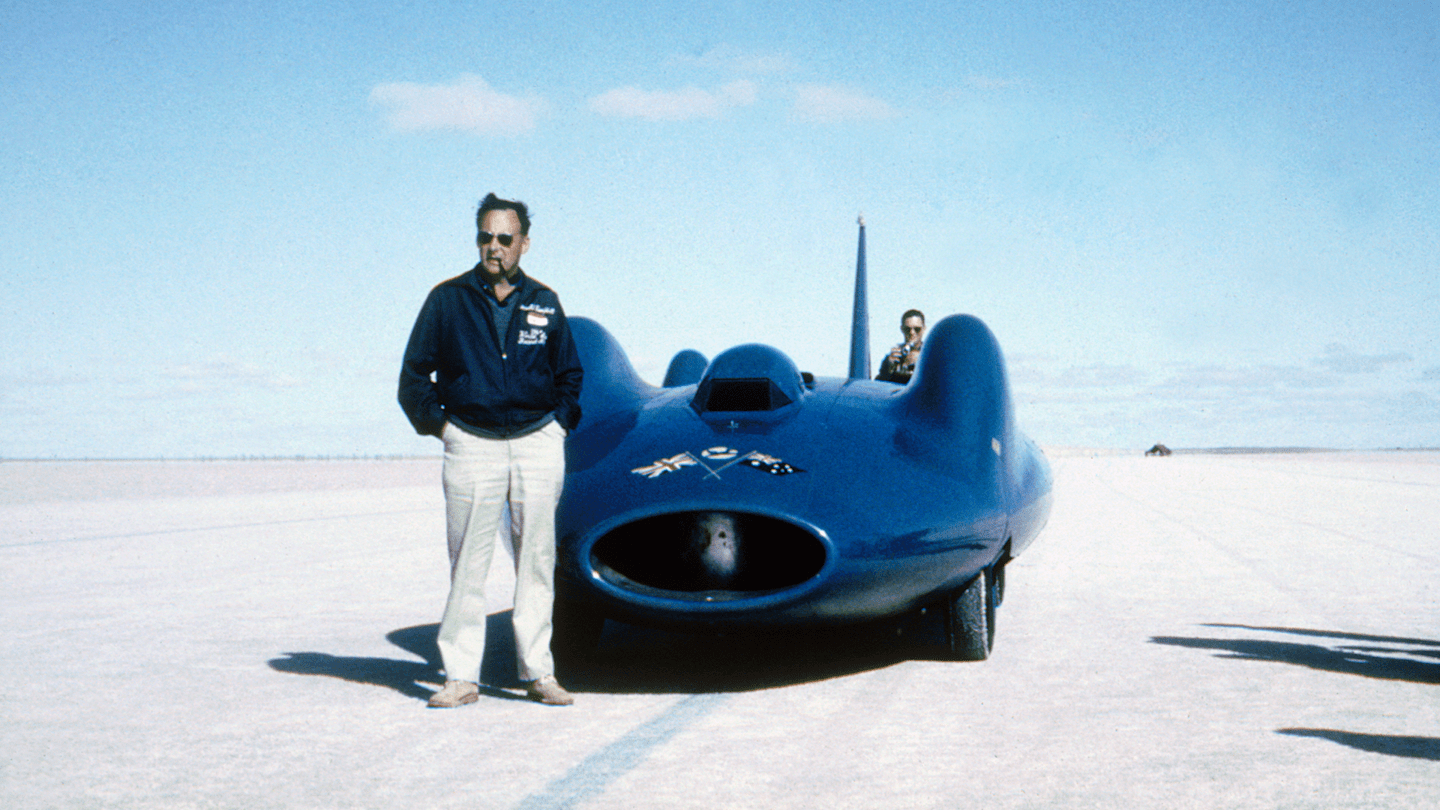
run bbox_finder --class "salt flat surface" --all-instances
[2,453,1436,809]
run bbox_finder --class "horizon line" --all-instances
[5,446,1440,463]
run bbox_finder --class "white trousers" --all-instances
[438,419,567,683]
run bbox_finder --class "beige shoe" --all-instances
[525,675,575,706]
[427,680,479,708]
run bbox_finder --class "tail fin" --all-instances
[848,215,870,380]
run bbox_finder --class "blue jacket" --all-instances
[398,266,583,438]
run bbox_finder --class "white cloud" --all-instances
[1010,353,1440,450]
[1314,343,1413,374]
[722,79,757,106]
[164,356,304,393]
[588,80,756,122]
[369,74,545,136]
[792,84,897,123]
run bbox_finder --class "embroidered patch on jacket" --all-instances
[526,312,549,326]
[517,328,548,345]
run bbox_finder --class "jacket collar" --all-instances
[466,264,528,301]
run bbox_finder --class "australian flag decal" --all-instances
[740,452,804,476]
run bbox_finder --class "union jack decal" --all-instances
[631,452,699,479]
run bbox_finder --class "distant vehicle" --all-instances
[553,219,1052,661]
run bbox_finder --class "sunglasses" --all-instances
[479,231,518,247]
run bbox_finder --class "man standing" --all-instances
[876,309,925,384]
[398,193,583,707]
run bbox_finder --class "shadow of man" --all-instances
[1277,729,1440,761]
[1151,625,1440,685]
[269,612,527,702]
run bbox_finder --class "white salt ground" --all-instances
[2,452,1436,809]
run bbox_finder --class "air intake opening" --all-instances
[591,511,825,595]
[700,378,792,412]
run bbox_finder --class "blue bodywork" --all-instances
[554,224,1051,658]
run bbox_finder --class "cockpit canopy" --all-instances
[691,344,805,414]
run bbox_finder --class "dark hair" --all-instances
[902,309,925,325]
[476,193,531,236]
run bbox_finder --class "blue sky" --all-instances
[3,0,1437,458]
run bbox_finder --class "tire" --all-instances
[993,557,1007,607]
[944,569,995,661]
